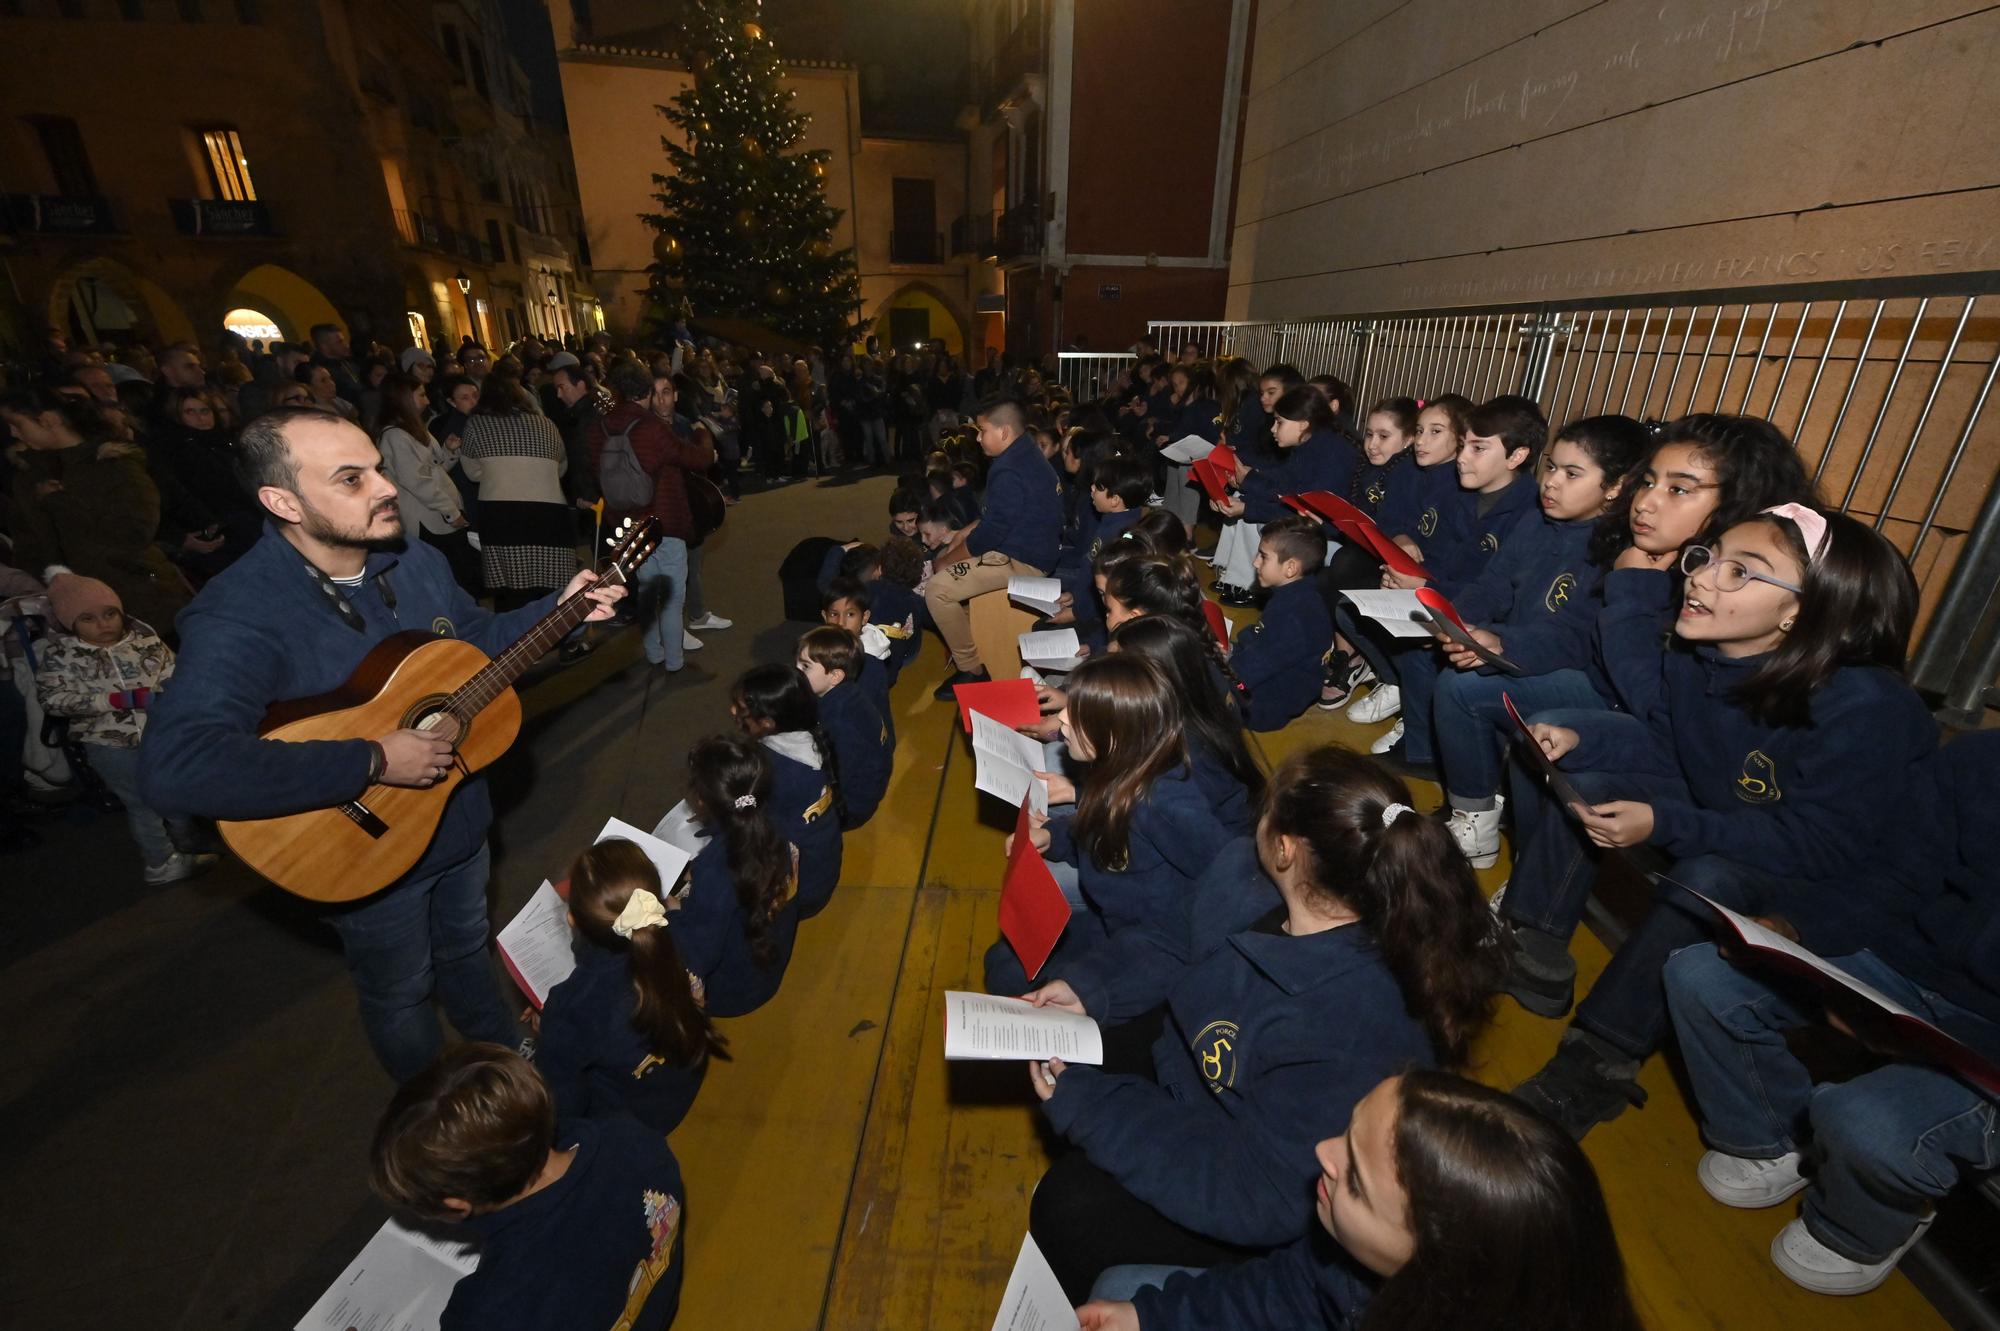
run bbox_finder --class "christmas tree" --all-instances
[642,0,861,348]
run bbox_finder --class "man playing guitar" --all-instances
[139,407,623,1081]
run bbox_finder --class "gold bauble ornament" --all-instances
[652,233,682,262]
[743,21,764,41]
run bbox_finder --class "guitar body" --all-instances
[687,470,727,543]
[218,632,522,903]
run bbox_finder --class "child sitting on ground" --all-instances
[370,1043,686,1331]
[1226,516,1334,732]
[821,578,894,714]
[35,566,214,885]
[797,625,893,829]
[535,838,728,1136]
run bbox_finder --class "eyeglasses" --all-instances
[1679,545,1802,594]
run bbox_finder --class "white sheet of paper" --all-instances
[1008,575,1065,615]
[650,799,712,859]
[598,816,693,890]
[1019,627,1083,666]
[295,1218,479,1331]
[496,880,576,1007]
[1159,433,1218,464]
[1340,589,1436,639]
[944,991,1104,1064]
[1020,665,1047,687]
[971,712,1050,816]
[989,1233,1081,1331]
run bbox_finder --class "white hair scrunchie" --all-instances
[1381,802,1415,828]
[733,793,757,810]
[612,887,670,939]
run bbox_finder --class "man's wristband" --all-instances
[365,740,386,785]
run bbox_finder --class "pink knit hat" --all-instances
[43,565,121,629]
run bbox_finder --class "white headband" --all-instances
[611,887,670,938]
[1381,803,1414,828]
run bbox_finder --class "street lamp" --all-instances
[454,270,472,295]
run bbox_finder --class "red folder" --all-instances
[1201,598,1231,644]
[1350,523,1432,581]
[1207,444,1239,475]
[1292,490,1370,528]
[999,797,1070,980]
[1278,494,1317,519]
[1190,458,1231,504]
[1416,588,1526,676]
[954,677,1042,732]
[1413,586,1469,633]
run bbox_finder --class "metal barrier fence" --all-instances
[1153,286,2000,722]
[1053,351,1135,400]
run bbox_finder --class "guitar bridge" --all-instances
[338,800,389,839]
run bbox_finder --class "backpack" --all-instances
[598,417,656,510]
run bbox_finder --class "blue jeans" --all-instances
[1667,943,2000,1261]
[1434,668,1604,810]
[87,740,183,867]
[635,537,690,668]
[327,843,521,1082]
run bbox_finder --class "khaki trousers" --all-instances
[923,551,1047,672]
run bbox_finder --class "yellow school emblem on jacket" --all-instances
[1545,572,1577,611]
[803,784,835,822]
[1418,507,1439,538]
[1737,750,1782,804]
[1480,531,1501,553]
[1194,1019,1240,1092]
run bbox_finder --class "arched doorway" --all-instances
[870,281,971,357]
[222,263,344,346]
[47,258,195,350]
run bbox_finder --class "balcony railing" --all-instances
[889,229,944,264]
[950,212,994,258]
[996,200,1041,261]
[3,193,117,235]
[977,0,1045,114]
[169,198,276,237]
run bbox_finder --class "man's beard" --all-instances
[300,495,406,551]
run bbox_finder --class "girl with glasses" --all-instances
[1502,505,1941,1139]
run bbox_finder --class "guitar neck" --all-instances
[450,587,597,717]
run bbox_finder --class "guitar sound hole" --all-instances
[408,698,466,743]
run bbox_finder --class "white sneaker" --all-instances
[1698,1150,1808,1209]
[1771,1215,1933,1296]
[682,630,705,652]
[1349,683,1402,724]
[144,851,219,886]
[1447,806,1503,868]
[1368,719,1404,755]
[687,613,733,631]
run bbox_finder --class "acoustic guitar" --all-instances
[218,518,661,903]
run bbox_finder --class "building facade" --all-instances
[958,0,1251,358]
[0,0,592,359]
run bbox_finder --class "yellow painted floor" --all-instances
[668,624,1947,1331]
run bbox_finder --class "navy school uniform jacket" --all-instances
[1140,386,1178,440]
[1043,766,1233,936]
[941,484,982,531]
[444,1116,684,1331]
[760,732,844,918]
[139,526,554,883]
[1908,730,2000,1038]
[1059,506,1141,607]
[1566,567,1944,958]
[674,833,802,1017]
[818,676,892,829]
[1374,457,1459,547]
[1228,397,1278,467]
[1191,737,1255,836]
[1132,1226,1377,1331]
[1239,432,1356,525]
[1059,836,1281,1023]
[1231,580,1335,732]
[1447,511,1603,676]
[864,579,923,683]
[1042,909,1436,1247]
[1423,472,1538,594]
[1170,396,1224,449]
[1350,449,1415,516]
[538,942,707,1135]
[856,651,893,726]
[965,434,1062,572]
